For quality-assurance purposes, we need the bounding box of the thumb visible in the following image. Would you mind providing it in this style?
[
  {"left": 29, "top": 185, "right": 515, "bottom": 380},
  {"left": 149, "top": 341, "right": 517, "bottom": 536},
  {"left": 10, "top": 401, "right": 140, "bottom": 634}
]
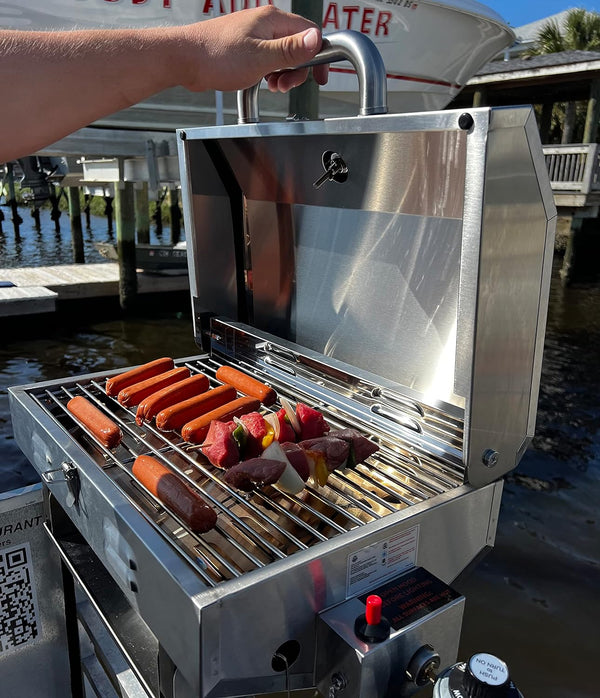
[{"left": 267, "top": 27, "right": 321, "bottom": 69}]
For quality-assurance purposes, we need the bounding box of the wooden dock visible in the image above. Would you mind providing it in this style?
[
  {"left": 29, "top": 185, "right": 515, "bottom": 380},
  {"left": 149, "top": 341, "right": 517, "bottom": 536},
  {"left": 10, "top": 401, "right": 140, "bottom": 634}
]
[{"left": 0, "top": 263, "right": 189, "bottom": 317}]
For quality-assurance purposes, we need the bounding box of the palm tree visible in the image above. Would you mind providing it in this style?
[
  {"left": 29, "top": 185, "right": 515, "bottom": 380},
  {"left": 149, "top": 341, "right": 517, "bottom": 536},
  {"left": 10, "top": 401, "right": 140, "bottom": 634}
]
[{"left": 528, "top": 9, "right": 600, "bottom": 143}]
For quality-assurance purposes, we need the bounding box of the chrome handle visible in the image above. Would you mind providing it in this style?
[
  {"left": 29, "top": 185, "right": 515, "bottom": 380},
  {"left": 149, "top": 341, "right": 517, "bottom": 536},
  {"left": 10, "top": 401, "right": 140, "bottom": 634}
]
[{"left": 237, "top": 30, "right": 388, "bottom": 123}]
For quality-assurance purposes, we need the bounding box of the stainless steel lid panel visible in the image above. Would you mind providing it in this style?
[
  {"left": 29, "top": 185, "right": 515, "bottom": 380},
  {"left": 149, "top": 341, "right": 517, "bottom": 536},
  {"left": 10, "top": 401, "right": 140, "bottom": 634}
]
[{"left": 178, "top": 107, "right": 556, "bottom": 487}]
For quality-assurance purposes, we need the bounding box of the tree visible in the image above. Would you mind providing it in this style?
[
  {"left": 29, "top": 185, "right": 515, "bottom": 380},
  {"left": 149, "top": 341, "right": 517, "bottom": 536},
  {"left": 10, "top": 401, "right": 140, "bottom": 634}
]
[
  {"left": 528, "top": 8, "right": 600, "bottom": 55},
  {"left": 528, "top": 9, "right": 600, "bottom": 143}
]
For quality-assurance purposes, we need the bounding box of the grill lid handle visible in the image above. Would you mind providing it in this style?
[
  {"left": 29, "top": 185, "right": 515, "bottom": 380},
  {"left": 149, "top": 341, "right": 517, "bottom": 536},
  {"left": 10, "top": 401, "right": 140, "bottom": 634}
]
[{"left": 237, "top": 30, "right": 388, "bottom": 123}]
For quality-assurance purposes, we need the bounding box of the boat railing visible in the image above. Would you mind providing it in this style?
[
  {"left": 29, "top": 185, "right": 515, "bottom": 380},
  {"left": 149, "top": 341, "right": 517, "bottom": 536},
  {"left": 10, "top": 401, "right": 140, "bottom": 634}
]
[{"left": 543, "top": 143, "right": 600, "bottom": 195}]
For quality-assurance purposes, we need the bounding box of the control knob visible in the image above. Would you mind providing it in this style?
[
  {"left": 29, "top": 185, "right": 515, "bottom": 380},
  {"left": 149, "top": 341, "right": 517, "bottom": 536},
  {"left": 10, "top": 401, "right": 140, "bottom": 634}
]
[{"left": 433, "top": 653, "right": 523, "bottom": 698}]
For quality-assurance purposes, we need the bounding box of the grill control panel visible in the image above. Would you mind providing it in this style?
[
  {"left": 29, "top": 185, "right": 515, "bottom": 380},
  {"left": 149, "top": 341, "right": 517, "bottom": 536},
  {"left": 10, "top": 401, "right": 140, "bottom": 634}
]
[{"left": 316, "top": 567, "right": 464, "bottom": 698}]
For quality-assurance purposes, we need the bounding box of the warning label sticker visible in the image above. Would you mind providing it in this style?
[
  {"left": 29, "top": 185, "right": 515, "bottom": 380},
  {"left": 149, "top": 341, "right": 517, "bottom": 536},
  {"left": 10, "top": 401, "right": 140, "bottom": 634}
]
[{"left": 346, "top": 525, "right": 419, "bottom": 597}]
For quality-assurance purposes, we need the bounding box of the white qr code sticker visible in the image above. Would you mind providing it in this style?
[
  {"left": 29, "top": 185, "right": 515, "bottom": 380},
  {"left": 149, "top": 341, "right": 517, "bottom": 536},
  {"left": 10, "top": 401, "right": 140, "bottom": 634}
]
[{"left": 0, "top": 542, "right": 40, "bottom": 653}]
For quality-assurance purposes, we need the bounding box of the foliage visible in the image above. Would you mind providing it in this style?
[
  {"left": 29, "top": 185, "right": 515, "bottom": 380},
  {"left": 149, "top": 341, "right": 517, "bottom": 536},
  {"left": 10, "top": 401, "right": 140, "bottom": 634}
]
[
  {"left": 527, "top": 8, "right": 600, "bottom": 143},
  {"left": 527, "top": 8, "right": 600, "bottom": 55}
]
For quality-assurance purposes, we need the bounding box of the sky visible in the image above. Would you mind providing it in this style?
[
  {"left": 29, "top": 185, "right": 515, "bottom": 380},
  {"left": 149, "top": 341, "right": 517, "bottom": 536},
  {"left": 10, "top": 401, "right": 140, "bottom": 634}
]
[{"left": 484, "top": 1, "right": 598, "bottom": 28}]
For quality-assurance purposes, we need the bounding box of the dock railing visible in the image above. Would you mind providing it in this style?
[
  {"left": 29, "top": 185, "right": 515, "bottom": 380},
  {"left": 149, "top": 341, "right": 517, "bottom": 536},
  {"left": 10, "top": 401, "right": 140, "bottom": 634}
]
[{"left": 543, "top": 143, "right": 600, "bottom": 195}]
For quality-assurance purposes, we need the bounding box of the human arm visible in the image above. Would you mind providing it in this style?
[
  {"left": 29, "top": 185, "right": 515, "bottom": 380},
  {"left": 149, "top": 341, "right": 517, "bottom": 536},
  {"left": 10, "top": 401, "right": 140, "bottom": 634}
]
[{"left": 0, "top": 6, "right": 327, "bottom": 163}]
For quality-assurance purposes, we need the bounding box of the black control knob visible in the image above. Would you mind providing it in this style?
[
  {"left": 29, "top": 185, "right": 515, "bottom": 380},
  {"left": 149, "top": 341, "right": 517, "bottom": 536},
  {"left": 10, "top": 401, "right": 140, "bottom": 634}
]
[{"left": 462, "top": 653, "right": 511, "bottom": 697}]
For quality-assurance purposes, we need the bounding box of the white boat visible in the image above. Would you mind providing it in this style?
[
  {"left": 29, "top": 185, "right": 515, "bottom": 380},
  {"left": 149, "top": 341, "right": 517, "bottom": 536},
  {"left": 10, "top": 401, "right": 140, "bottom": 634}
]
[
  {"left": 94, "top": 240, "right": 188, "bottom": 275},
  {"left": 0, "top": 1, "right": 514, "bottom": 121}
]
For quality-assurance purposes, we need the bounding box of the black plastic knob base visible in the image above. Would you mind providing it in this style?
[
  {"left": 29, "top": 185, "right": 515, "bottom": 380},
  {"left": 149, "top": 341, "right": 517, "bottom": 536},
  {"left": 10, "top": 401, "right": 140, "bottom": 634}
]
[{"left": 353, "top": 613, "right": 390, "bottom": 643}]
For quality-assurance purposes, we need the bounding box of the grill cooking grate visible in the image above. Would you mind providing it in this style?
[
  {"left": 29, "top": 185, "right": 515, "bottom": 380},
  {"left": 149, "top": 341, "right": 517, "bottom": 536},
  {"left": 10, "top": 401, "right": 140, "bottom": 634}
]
[{"left": 30, "top": 356, "right": 464, "bottom": 587}]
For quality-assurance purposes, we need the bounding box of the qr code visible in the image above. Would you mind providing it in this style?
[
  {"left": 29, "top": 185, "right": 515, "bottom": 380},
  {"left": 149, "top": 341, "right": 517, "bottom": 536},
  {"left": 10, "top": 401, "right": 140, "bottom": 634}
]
[{"left": 0, "top": 543, "right": 39, "bottom": 653}]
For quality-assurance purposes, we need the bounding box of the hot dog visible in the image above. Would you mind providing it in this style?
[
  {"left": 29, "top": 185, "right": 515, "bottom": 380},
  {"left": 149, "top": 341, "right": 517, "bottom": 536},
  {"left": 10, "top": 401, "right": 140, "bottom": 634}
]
[
  {"left": 67, "top": 396, "right": 122, "bottom": 449},
  {"left": 181, "top": 396, "right": 260, "bottom": 444},
  {"left": 106, "top": 357, "right": 174, "bottom": 397},
  {"left": 132, "top": 455, "right": 217, "bottom": 533},
  {"left": 135, "top": 373, "right": 210, "bottom": 426},
  {"left": 155, "top": 384, "right": 237, "bottom": 433},
  {"left": 117, "top": 367, "right": 190, "bottom": 407},
  {"left": 215, "top": 366, "right": 277, "bottom": 406}
]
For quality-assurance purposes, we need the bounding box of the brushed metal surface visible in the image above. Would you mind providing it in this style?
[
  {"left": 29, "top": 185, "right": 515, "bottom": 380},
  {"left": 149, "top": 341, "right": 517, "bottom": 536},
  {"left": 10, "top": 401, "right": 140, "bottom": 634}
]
[
  {"left": 237, "top": 30, "right": 388, "bottom": 123},
  {"left": 465, "top": 108, "right": 556, "bottom": 486},
  {"left": 179, "top": 106, "right": 555, "bottom": 485}
]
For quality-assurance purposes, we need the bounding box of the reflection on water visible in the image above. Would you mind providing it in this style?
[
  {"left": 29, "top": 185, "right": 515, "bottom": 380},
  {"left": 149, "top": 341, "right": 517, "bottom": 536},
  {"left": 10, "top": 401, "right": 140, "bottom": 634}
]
[
  {"left": 0, "top": 243, "right": 597, "bottom": 696},
  {"left": 0, "top": 206, "right": 173, "bottom": 268}
]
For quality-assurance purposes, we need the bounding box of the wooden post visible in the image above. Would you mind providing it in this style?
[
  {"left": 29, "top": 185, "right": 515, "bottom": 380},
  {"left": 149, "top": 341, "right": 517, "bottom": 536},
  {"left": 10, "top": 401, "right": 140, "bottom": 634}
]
[
  {"left": 83, "top": 194, "right": 92, "bottom": 230},
  {"left": 561, "top": 101, "right": 577, "bottom": 144},
  {"left": 104, "top": 194, "right": 114, "bottom": 235},
  {"left": 49, "top": 185, "right": 61, "bottom": 234},
  {"left": 115, "top": 181, "right": 138, "bottom": 311},
  {"left": 472, "top": 88, "right": 487, "bottom": 107},
  {"left": 6, "top": 162, "right": 22, "bottom": 236},
  {"left": 153, "top": 190, "right": 164, "bottom": 238},
  {"left": 169, "top": 186, "right": 181, "bottom": 246},
  {"left": 583, "top": 78, "right": 600, "bottom": 144},
  {"left": 539, "top": 102, "right": 554, "bottom": 143},
  {"left": 68, "top": 187, "right": 85, "bottom": 263},
  {"left": 135, "top": 182, "right": 150, "bottom": 244},
  {"left": 289, "top": 1, "right": 323, "bottom": 120},
  {"left": 31, "top": 207, "right": 41, "bottom": 231}
]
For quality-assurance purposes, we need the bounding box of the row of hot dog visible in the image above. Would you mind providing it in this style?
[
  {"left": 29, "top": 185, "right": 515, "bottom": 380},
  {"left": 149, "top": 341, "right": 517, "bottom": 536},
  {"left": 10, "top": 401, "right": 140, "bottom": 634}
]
[{"left": 65, "top": 357, "right": 378, "bottom": 534}]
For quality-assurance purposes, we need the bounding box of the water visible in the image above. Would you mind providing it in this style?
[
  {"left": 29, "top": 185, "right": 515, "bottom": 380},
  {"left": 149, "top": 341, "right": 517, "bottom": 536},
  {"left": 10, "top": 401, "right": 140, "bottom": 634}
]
[
  {"left": 0, "top": 212, "right": 598, "bottom": 698},
  {"left": 0, "top": 206, "right": 174, "bottom": 268}
]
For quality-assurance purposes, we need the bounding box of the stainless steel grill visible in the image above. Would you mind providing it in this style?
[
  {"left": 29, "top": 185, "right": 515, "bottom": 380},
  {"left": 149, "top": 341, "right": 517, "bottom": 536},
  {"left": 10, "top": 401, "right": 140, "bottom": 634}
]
[{"left": 9, "top": 31, "right": 556, "bottom": 698}]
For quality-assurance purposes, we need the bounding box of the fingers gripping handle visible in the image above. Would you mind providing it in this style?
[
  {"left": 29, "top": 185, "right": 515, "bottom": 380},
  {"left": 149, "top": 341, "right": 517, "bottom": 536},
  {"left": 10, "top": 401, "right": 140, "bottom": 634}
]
[{"left": 237, "top": 30, "right": 388, "bottom": 124}]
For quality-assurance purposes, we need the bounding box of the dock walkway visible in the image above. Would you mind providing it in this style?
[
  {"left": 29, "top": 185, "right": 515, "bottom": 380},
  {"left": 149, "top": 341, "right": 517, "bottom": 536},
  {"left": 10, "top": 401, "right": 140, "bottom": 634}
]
[{"left": 0, "top": 263, "right": 189, "bottom": 317}]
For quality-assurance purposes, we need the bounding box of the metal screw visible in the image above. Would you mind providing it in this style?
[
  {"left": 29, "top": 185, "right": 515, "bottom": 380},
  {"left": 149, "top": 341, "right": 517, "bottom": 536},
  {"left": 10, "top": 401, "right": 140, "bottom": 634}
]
[
  {"left": 179, "top": 130, "right": 187, "bottom": 140},
  {"left": 482, "top": 449, "right": 499, "bottom": 467},
  {"left": 458, "top": 113, "right": 474, "bottom": 131}
]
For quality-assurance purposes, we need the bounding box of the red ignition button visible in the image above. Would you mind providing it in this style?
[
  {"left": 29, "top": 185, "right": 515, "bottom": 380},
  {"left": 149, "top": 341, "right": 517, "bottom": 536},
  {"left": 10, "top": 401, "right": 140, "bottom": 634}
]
[
  {"left": 354, "top": 594, "right": 390, "bottom": 643},
  {"left": 366, "top": 595, "right": 382, "bottom": 625}
]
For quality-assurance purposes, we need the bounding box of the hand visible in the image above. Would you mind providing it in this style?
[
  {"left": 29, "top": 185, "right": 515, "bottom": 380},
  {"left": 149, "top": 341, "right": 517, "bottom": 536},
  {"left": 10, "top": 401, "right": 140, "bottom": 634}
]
[{"left": 178, "top": 6, "right": 328, "bottom": 93}]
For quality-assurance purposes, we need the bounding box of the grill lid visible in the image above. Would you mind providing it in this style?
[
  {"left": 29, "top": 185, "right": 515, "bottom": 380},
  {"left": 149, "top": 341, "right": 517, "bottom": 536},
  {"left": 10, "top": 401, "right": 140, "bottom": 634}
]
[{"left": 177, "top": 34, "right": 556, "bottom": 486}]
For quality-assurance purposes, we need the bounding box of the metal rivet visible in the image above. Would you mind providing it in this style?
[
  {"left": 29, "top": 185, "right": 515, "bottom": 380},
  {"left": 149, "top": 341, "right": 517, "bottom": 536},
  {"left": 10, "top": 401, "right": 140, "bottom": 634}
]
[
  {"left": 482, "top": 449, "right": 499, "bottom": 467},
  {"left": 458, "top": 113, "right": 474, "bottom": 131},
  {"left": 179, "top": 130, "right": 187, "bottom": 140}
]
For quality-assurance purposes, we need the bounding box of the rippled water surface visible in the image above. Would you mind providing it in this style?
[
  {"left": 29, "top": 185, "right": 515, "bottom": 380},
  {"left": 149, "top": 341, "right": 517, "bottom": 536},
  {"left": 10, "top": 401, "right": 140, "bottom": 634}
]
[
  {"left": 0, "top": 207, "right": 173, "bottom": 268},
  {"left": 0, "top": 214, "right": 598, "bottom": 698}
]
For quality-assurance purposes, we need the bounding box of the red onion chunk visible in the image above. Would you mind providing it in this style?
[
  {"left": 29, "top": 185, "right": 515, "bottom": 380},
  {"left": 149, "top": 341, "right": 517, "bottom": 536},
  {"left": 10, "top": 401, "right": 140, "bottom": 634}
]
[
  {"left": 276, "top": 408, "right": 297, "bottom": 443},
  {"left": 222, "top": 458, "right": 286, "bottom": 492}
]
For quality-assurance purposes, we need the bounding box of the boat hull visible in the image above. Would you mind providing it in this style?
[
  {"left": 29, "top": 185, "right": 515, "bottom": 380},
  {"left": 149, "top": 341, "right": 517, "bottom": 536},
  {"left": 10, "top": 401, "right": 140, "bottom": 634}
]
[
  {"left": 0, "top": 0, "right": 514, "bottom": 117},
  {"left": 95, "top": 242, "right": 188, "bottom": 275}
]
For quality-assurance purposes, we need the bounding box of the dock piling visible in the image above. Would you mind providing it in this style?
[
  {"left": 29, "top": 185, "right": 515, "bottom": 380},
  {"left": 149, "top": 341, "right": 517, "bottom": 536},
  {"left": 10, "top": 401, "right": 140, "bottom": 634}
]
[
  {"left": 7, "top": 163, "right": 22, "bottom": 236},
  {"left": 169, "top": 186, "right": 181, "bottom": 245},
  {"left": 68, "top": 187, "right": 85, "bottom": 264},
  {"left": 115, "top": 180, "right": 137, "bottom": 311},
  {"left": 135, "top": 182, "right": 150, "bottom": 244},
  {"left": 104, "top": 195, "right": 114, "bottom": 235},
  {"left": 49, "top": 185, "right": 61, "bottom": 234}
]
